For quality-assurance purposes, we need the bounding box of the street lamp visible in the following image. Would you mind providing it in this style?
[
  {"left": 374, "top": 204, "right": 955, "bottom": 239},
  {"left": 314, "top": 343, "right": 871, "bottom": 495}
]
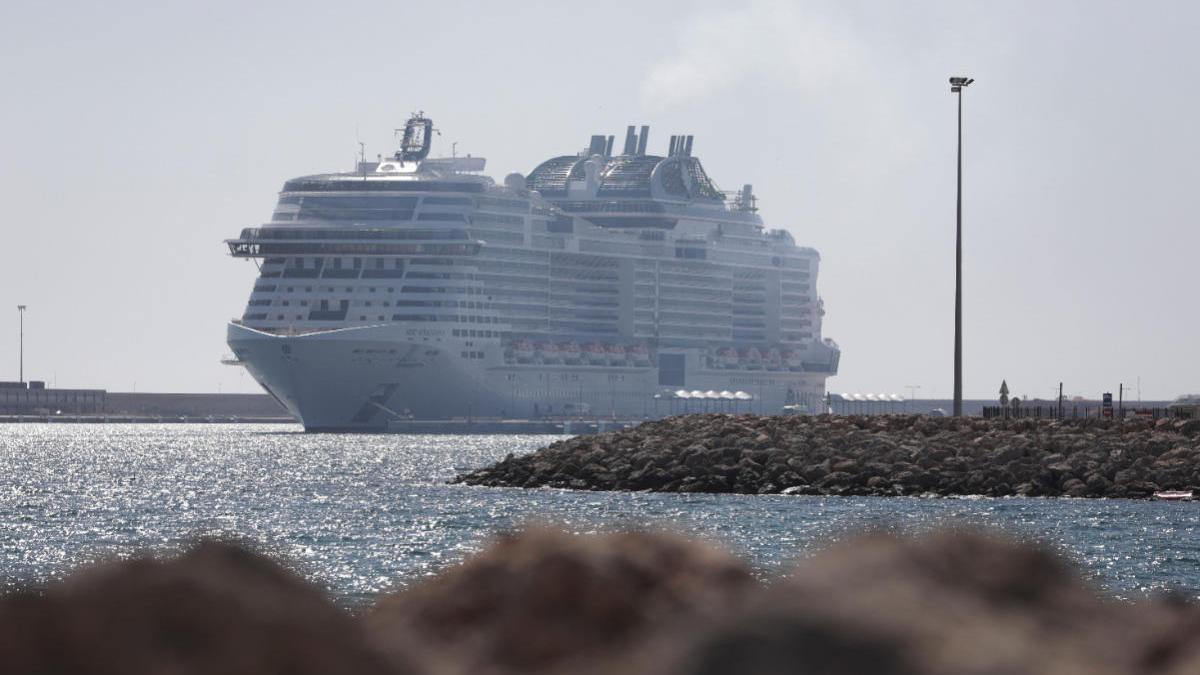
[
  {"left": 17, "top": 305, "right": 26, "bottom": 384},
  {"left": 949, "top": 76, "right": 974, "bottom": 417}
]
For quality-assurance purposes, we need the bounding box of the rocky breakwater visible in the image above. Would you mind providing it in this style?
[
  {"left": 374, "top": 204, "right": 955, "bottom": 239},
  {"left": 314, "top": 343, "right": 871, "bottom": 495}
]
[{"left": 455, "top": 414, "right": 1200, "bottom": 498}]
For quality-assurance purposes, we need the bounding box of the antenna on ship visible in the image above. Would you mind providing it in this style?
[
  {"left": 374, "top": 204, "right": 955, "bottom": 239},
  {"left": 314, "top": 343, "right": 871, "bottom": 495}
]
[
  {"left": 735, "top": 184, "right": 758, "bottom": 212},
  {"left": 350, "top": 121, "right": 364, "bottom": 172}
]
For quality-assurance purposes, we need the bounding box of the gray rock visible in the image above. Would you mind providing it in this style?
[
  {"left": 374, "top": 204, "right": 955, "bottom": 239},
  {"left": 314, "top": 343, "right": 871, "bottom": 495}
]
[{"left": 452, "top": 414, "right": 1200, "bottom": 499}]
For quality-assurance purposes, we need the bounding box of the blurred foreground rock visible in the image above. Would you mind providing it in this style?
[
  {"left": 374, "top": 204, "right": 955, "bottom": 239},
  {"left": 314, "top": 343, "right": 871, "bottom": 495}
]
[
  {"left": 0, "top": 541, "right": 400, "bottom": 675},
  {"left": 4, "top": 529, "right": 1200, "bottom": 674},
  {"left": 665, "top": 530, "right": 1200, "bottom": 675},
  {"left": 365, "top": 528, "right": 755, "bottom": 675},
  {"left": 456, "top": 414, "right": 1200, "bottom": 498}
]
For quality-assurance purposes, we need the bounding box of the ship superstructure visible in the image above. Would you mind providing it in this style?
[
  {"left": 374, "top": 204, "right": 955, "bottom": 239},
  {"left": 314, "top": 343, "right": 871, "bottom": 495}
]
[{"left": 226, "top": 116, "right": 839, "bottom": 431}]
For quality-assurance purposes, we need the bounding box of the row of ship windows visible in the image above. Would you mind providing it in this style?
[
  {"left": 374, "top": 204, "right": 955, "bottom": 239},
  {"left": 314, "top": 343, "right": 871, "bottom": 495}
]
[
  {"left": 279, "top": 195, "right": 475, "bottom": 207},
  {"left": 253, "top": 284, "right": 490, "bottom": 303},
  {"left": 258, "top": 263, "right": 811, "bottom": 294},
  {"left": 658, "top": 326, "right": 732, "bottom": 338},
  {"left": 569, "top": 241, "right": 809, "bottom": 269},
  {"left": 269, "top": 257, "right": 404, "bottom": 270},
  {"left": 475, "top": 229, "right": 524, "bottom": 245},
  {"left": 475, "top": 306, "right": 804, "bottom": 327},
  {"left": 532, "top": 235, "right": 566, "bottom": 250},
  {"left": 248, "top": 298, "right": 503, "bottom": 311},
  {"left": 272, "top": 209, "right": 529, "bottom": 229},
  {"left": 245, "top": 313, "right": 499, "bottom": 323},
  {"left": 266, "top": 209, "right": 811, "bottom": 272},
  {"left": 544, "top": 322, "right": 620, "bottom": 334},
  {"left": 478, "top": 197, "right": 530, "bottom": 211},
  {"left": 258, "top": 228, "right": 467, "bottom": 244},
  {"left": 484, "top": 248, "right": 556, "bottom": 262},
  {"left": 274, "top": 210, "right": 467, "bottom": 223},
  {"left": 244, "top": 242, "right": 481, "bottom": 258},
  {"left": 631, "top": 306, "right": 807, "bottom": 320},
  {"left": 481, "top": 258, "right": 797, "bottom": 279},
  {"left": 263, "top": 256, "right": 449, "bottom": 267},
  {"left": 477, "top": 213, "right": 528, "bottom": 227},
  {"left": 256, "top": 284, "right": 401, "bottom": 294},
  {"left": 264, "top": 282, "right": 487, "bottom": 295},
  {"left": 553, "top": 252, "right": 622, "bottom": 268}
]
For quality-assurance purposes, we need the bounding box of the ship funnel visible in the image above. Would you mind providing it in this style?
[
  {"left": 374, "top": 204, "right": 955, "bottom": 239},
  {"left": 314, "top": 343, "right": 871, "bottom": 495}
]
[
  {"left": 604, "top": 135, "right": 614, "bottom": 156},
  {"left": 588, "top": 135, "right": 607, "bottom": 156},
  {"left": 684, "top": 135, "right": 694, "bottom": 157},
  {"left": 668, "top": 135, "right": 678, "bottom": 156},
  {"left": 622, "top": 126, "right": 638, "bottom": 155},
  {"left": 636, "top": 125, "right": 649, "bottom": 155}
]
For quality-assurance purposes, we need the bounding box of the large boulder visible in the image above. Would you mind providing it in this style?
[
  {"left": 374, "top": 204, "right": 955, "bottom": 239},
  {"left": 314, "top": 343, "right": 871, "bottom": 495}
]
[
  {"left": 661, "top": 530, "right": 1200, "bottom": 675},
  {"left": 0, "top": 541, "right": 400, "bottom": 675},
  {"left": 365, "top": 528, "right": 755, "bottom": 675}
]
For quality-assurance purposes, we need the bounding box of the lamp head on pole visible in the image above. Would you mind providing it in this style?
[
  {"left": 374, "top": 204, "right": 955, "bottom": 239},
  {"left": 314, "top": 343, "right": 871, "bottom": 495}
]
[
  {"left": 17, "top": 305, "right": 26, "bottom": 311},
  {"left": 949, "top": 76, "right": 974, "bottom": 93}
]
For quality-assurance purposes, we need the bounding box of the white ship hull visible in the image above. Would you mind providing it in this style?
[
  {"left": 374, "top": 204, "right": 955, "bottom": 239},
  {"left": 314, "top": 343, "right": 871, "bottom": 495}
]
[
  {"left": 228, "top": 322, "right": 493, "bottom": 431},
  {"left": 230, "top": 321, "right": 833, "bottom": 431}
]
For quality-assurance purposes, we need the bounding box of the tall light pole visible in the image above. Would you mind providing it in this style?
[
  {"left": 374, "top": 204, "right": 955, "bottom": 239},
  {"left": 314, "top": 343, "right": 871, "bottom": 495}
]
[
  {"left": 905, "top": 384, "right": 921, "bottom": 414},
  {"left": 949, "top": 76, "right": 974, "bottom": 417},
  {"left": 17, "top": 305, "right": 26, "bottom": 384}
]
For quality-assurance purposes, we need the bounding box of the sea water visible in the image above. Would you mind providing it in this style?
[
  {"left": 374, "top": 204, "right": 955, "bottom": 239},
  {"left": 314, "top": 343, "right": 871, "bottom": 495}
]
[{"left": 2, "top": 423, "right": 1199, "bottom": 605}]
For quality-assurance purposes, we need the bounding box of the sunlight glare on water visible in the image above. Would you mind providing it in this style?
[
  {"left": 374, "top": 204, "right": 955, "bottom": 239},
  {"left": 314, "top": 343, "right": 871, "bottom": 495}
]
[{"left": 2, "top": 423, "right": 1199, "bottom": 604}]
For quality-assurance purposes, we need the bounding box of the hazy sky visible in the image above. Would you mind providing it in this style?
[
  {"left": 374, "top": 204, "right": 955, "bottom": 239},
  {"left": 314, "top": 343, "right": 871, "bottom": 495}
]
[{"left": 2, "top": 0, "right": 1197, "bottom": 400}]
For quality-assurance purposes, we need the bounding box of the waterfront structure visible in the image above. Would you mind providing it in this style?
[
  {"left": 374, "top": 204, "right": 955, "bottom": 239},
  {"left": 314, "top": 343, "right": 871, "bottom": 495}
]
[
  {"left": 17, "top": 305, "right": 26, "bottom": 384},
  {"left": 1168, "top": 395, "right": 1200, "bottom": 419},
  {"left": 226, "top": 116, "right": 840, "bottom": 430},
  {"left": 0, "top": 381, "right": 105, "bottom": 415}
]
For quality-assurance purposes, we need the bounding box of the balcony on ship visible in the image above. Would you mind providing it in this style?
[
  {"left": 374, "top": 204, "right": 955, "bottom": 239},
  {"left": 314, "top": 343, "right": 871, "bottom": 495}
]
[{"left": 226, "top": 227, "right": 484, "bottom": 259}]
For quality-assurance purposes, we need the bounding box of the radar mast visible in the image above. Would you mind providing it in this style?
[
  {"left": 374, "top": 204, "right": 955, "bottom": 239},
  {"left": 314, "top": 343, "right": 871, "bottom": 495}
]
[{"left": 395, "top": 112, "right": 435, "bottom": 163}]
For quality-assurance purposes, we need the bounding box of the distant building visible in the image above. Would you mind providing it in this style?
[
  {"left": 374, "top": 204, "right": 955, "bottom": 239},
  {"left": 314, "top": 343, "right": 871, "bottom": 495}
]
[
  {"left": 0, "top": 381, "right": 106, "bottom": 414},
  {"left": 1168, "top": 395, "right": 1200, "bottom": 419}
]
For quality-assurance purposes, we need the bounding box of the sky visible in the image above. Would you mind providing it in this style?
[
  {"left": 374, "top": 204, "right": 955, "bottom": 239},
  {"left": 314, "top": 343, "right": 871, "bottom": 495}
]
[{"left": 1, "top": 0, "right": 1197, "bottom": 401}]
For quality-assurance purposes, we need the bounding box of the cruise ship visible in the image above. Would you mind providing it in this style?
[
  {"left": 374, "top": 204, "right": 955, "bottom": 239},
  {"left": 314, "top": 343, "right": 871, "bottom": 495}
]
[{"left": 226, "top": 115, "right": 840, "bottom": 431}]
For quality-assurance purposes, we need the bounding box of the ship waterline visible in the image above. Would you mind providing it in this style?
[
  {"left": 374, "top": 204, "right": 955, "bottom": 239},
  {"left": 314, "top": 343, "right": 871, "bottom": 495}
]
[{"left": 226, "top": 115, "right": 839, "bottom": 430}]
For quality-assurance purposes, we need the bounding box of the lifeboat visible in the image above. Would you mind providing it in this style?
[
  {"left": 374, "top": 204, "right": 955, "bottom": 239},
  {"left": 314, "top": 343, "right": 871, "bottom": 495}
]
[
  {"left": 1153, "top": 490, "right": 1195, "bottom": 501},
  {"left": 764, "top": 348, "right": 783, "bottom": 371},
  {"left": 605, "top": 343, "right": 627, "bottom": 365},
  {"left": 511, "top": 339, "right": 535, "bottom": 363},
  {"left": 716, "top": 347, "right": 739, "bottom": 369},
  {"left": 628, "top": 344, "right": 651, "bottom": 366},
  {"left": 559, "top": 341, "right": 582, "bottom": 364},
  {"left": 782, "top": 350, "right": 804, "bottom": 371},
  {"left": 741, "top": 347, "right": 764, "bottom": 370},
  {"left": 535, "top": 341, "right": 561, "bottom": 363},
  {"left": 584, "top": 342, "right": 607, "bottom": 365}
]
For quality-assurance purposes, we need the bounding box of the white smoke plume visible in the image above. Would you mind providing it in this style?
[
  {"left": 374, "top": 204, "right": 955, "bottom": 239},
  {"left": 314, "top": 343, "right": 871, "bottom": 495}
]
[{"left": 640, "top": 0, "right": 867, "bottom": 110}]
